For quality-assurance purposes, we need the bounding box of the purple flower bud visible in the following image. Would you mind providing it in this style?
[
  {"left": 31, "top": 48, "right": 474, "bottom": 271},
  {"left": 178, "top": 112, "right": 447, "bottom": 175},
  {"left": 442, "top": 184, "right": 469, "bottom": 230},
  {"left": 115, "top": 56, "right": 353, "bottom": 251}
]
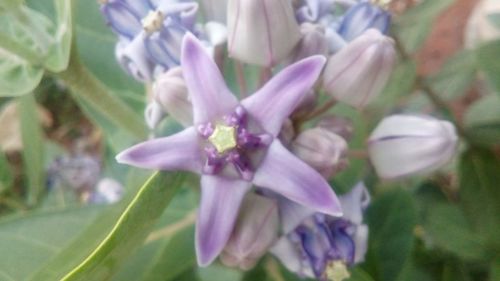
[
  {"left": 220, "top": 193, "right": 279, "bottom": 270},
  {"left": 115, "top": 37, "right": 155, "bottom": 82},
  {"left": 289, "top": 23, "right": 329, "bottom": 62},
  {"left": 227, "top": 0, "right": 301, "bottom": 66},
  {"left": 292, "top": 128, "right": 348, "bottom": 179},
  {"left": 322, "top": 29, "right": 396, "bottom": 108},
  {"left": 271, "top": 183, "right": 370, "bottom": 280},
  {"left": 317, "top": 115, "right": 354, "bottom": 140},
  {"left": 338, "top": 1, "right": 391, "bottom": 41},
  {"left": 368, "top": 115, "right": 458, "bottom": 179},
  {"left": 153, "top": 67, "right": 193, "bottom": 127}
]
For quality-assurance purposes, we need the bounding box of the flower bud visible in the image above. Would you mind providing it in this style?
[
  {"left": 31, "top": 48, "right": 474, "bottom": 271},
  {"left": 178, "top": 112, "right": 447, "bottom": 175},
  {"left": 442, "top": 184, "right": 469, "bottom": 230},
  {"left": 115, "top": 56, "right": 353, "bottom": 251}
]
[
  {"left": 115, "top": 37, "right": 155, "bottom": 82},
  {"left": 153, "top": 67, "right": 193, "bottom": 127},
  {"left": 289, "top": 23, "right": 329, "bottom": 62},
  {"left": 144, "top": 101, "right": 166, "bottom": 130},
  {"left": 368, "top": 115, "right": 458, "bottom": 179},
  {"left": 220, "top": 193, "right": 279, "bottom": 270},
  {"left": 322, "top": 29, "right": 396, "bottom": 108},
  {"left": 338, "top": 2, "right": 391, "bottom": 41},
  {"left": 317, "top": 115, "right": 354, "bottom": 140},
  {"left": 292, "top": 128, "right": 348, "bottom": 179},
  {"left": 227, "top": 0, "right": 301, "bottom": 66}
]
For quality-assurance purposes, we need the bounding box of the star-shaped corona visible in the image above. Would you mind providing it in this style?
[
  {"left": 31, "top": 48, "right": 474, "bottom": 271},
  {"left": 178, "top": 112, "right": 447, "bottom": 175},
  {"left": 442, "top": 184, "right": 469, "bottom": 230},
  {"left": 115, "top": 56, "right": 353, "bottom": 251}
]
[{"left": 209, "top": 124, "right": 237, "bottom": 154}]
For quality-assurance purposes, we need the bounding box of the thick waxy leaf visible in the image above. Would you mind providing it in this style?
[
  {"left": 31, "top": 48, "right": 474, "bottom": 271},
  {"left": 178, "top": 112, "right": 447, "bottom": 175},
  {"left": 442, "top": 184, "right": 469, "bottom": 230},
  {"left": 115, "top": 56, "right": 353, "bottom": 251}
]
[
  {"left": 459, "top": 148, "right": 500, "bottom": 250},
  {"left": 0, "top": 48, "right": 44, "bottom": 97},
  {"left": 476, "top": 39, "right": 500, "bottom": 95},
  {"left": 18, "top": 94, "right": 45, "bottom": 206},
  {"left": 43, "top": 0, "right": 73, "bottom": 72},
  {"left": 464, "top": 95, "right": 500, "bottom": 146},
  {"left": 425, "top": 204, "right": 488, "bottom": 261},
  {"left": 0, "top": 207, "right": 102, "bottom": 281},
  {"left": 30, "top": 171, "right": 186, "bottom": 281},
  {"left": 364, "top": 189, "right": 417, "bottom": 281}
]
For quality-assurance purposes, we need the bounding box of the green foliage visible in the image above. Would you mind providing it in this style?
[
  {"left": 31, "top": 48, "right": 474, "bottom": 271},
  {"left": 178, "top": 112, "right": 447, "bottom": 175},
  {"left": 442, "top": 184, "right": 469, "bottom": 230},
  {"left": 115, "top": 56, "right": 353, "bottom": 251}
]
[
  {"left": 364, "top": 189, "right": 417, "bottom": 281},
  {"left": 30, "top": 171, "right": 186, "bottom": 281},
  {"left": 465, "top": 94, "right": 500, "bottom": 146},
  {"left": 0, "top": 152, "right": 13, "bottom": 194},
  {"left": 476, "top": 39, "right": 500, "bottom": 95}
]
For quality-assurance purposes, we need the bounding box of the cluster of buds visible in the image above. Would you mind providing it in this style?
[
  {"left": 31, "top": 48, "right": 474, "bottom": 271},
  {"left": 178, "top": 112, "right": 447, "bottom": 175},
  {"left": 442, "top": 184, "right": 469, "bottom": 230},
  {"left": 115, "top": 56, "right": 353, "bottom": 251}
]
[{"left": 104, "top": 0, "right": 460, "bottom": 280}]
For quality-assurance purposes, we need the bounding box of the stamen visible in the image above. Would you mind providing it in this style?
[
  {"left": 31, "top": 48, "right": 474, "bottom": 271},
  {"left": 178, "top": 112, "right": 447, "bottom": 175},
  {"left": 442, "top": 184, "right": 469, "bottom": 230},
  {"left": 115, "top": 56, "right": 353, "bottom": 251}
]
[
  {"left": 324, "top": 261, "right": 350, "bottom": 281},
  {"left": 142, "top": 10, "right": 164, "bottom": 34},
  {"left": 209, "top": 124, "right": 238, "bottom": 154}
]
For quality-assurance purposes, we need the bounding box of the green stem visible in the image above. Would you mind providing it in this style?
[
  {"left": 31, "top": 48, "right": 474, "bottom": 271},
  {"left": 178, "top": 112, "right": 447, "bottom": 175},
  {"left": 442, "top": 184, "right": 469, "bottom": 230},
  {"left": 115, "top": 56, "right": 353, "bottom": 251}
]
[{"left": 57, "top": 45, "right": 147, "bottom": 139}]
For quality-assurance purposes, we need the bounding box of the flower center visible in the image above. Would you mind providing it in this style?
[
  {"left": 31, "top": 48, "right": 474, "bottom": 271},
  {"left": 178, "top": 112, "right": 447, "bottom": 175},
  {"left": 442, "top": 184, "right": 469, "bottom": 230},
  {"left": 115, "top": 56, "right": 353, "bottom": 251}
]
[
  {"left": 142, "top": 10, "right": 164, "bottom": 34},
  {"left": 324, "top": 261, "right": 350, "bottom": 281},
  {"left": 208, "top": 124, "right": 237, "bottom": 154}
]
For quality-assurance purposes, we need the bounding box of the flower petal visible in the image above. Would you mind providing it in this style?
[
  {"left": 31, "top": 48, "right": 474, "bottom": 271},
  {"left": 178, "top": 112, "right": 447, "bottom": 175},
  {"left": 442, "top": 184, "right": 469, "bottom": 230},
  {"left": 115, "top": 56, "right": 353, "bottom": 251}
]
[
  {"left": 241, "top": 56, "right": 326, "bottom": 136},
  {"left": 196, "top": 175, "right": 251, "bottom": 266},
  {"left": 101, "top": 1, "right": 142, "bottom": 39},
  {"left": 253, "top": 140, "right": 342, "bottom": 216},
  {"left": 181, "top": 33, "right": 238, "bottom": 124},
  {"left": 338, "top": 182, "right": 370, "bottom": 225},
  {"left": 116, "top": 127, "right": 202, "bottom": 173}
]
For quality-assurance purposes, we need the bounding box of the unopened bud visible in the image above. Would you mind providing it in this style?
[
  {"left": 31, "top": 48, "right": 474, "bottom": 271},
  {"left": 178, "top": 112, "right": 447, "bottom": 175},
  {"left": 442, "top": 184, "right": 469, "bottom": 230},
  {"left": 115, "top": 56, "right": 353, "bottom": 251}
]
[
  {"left": 338, "top": 1, "right": 391, "bottom": 41},
  {"left": 227, "top": 0, "right": 301, "bottom": 66},
  {"left": 289, "top": 23, "right": 329, "bottom": 62},
  {"left": 144, "top": 101, "right": 166, "bottom": 130},
  {"left": 220, "top": 193, "right": 279, "bottom": 270},
  {"left": 368, "top": 115, "right": 458, "bottom": 179},
  {"left": 115, "top": 38, "right": 154, "bottom": 82},
  {"left": 292, "top": 128, "right": 348, "bottom": 179},
  {"left": 317, "top": 115, "right": 354, "bottom": 140},
  {"left": 322, "top": 29, "right": 396, "bottom": 108},
  {"left": 153, "top": 67, "right": 193, "bottom": 127}
]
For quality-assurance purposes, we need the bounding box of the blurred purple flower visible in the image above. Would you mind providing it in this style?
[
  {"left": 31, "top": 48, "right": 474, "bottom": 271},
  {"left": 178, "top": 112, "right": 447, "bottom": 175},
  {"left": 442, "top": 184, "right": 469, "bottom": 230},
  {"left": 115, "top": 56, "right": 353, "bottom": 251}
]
[
  {"left": 116, "top": 34, "right": 342, "bottom": 266},
  {"left": 271, "top": 183, "right": 370, "bottom": 281}
]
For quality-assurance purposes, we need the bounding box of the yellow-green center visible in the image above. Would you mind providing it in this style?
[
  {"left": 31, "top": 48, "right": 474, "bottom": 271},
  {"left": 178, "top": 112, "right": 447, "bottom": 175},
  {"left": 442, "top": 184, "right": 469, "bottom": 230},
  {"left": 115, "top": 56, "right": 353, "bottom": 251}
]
[
  {"left": 142, "top": 10, "right": 164, "bottom": 34},
  {"left": 209, "top": 124, "right": 237, "bottom": 154},
  {"left": 324, "top": 261, "right": 350, "bottom": 281}
]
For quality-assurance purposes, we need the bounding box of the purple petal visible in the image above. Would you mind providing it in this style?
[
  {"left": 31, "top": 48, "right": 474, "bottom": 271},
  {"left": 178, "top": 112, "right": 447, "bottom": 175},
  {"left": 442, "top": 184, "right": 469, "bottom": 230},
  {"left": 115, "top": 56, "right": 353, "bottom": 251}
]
[
  {"left": 116, "top": 127, "right": 202, "bottom": 173},
  {"left": 101, "top": 1, "right": 142, "bottom": 39},
  {"left": 241, "top": 56, "right": 326, "bottom": 136},
  {"left": 181, "top": 33, "right": 238, "bottom": 124},
  {"left": 196, "top": 175, "right": 251, "bottom": 266},
  {"left": 253, "top": 140, "right": 342, "bottom": 216}
]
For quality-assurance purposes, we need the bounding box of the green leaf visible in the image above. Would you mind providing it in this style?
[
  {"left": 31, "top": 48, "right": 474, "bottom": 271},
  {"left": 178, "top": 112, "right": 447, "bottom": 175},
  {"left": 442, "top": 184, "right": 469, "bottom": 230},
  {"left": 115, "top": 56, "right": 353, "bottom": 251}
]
[
  {"left": 0, "top": 207, "right": 102, "bottom": 281},
  {"left": 424, "top": 204, "right": 488, "bottom": 261},
  {"left": 30, "top": 171, "right": 186, "bottom": 281},
  {"left": 427, "top": 49, "right": 477, "bottom": 100},
  {"left": 491, "top": 257, "right": 500, "bottom": 281},
  {"left": 476, "top": 39, "right": 500, "bottom": 94},
  {"left": 364, "top": 189, "right": 418, "bottom": 281},
  {"left": 394, "top": 0, "right": 454, "bottom": 53},
  {"left": 43, "top": 0, "right": 73, "bottom": 72},
  {"left": 464, "top": 95, "right": 500, "bottom": 146},
  {"left": 373, "top": 60, "right": 417, "bottom": 111},
  {"left": 18, "top": 94, "right": 45, "bottom": 206},
  {"left": 0, "top": 152, "right": 13, "bottom": 194},
  {"left": 459, "top": 148, "right": 500, "bottom": 250},
  {"left": 0, "top": 0, "right": 22, "bottom": 13},
  {"left": 198, "top": 263, "right": 243, "bottom": 281},
  {"left": 347, "top": 267, "right": 375, "bottom": 281},
  {"left": 0, "top": 48, "right": 44, "bottom": 97}
]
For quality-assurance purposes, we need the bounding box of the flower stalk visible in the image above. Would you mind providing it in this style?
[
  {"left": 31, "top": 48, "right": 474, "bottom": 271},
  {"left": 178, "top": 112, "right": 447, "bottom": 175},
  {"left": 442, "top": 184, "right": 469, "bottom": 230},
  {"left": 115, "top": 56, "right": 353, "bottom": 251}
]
[{"left": 56, "top": 42, "right": 147, "bottom": 139}]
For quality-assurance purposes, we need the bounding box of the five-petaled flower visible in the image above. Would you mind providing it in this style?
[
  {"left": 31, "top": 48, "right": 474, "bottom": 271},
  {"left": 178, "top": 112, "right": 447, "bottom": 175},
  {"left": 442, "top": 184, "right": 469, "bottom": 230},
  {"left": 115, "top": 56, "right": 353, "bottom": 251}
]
[{"left": 116, "top": 33, "right": 342, "bottom": 266}]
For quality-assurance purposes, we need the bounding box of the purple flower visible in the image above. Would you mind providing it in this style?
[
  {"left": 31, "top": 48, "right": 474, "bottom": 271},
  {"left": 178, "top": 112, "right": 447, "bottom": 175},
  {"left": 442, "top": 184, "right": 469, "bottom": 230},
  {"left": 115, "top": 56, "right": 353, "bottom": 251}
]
[
  {"left": 116, "top": 34, "right": 342, "bottom": 266},
  {"left": 271, "top": 183, "right": 370, "bottom": 280},
  {"left": 338, "top": 1, "right": 391, "bottom": 41}
]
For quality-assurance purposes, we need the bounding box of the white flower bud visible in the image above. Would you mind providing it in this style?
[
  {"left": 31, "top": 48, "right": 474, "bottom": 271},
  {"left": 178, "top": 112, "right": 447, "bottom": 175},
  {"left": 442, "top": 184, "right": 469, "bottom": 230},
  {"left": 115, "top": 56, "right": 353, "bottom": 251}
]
[
  {"left": 153, "top": 67, "right": 193, "bottom": 127},
  {"left": 322, "top": 29, "right": 396, "bottom": 108},
  {"left": 144, "top": 101, "right": 165, "bottom": 130},
  {"left": 227, "top": 0, "right": 301, "bottom": 66},
  {"left": 368, "top": 115, "right": 458, "bottom": 179},
  {"left": 220, "top": 193, "right": 279, "bottom": 270},
  {"left": 292, "top": 128, "right": 348, "bottom": 179},
  {"left": 289, "top": 23, "right": 329, "bottom": 62}
]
